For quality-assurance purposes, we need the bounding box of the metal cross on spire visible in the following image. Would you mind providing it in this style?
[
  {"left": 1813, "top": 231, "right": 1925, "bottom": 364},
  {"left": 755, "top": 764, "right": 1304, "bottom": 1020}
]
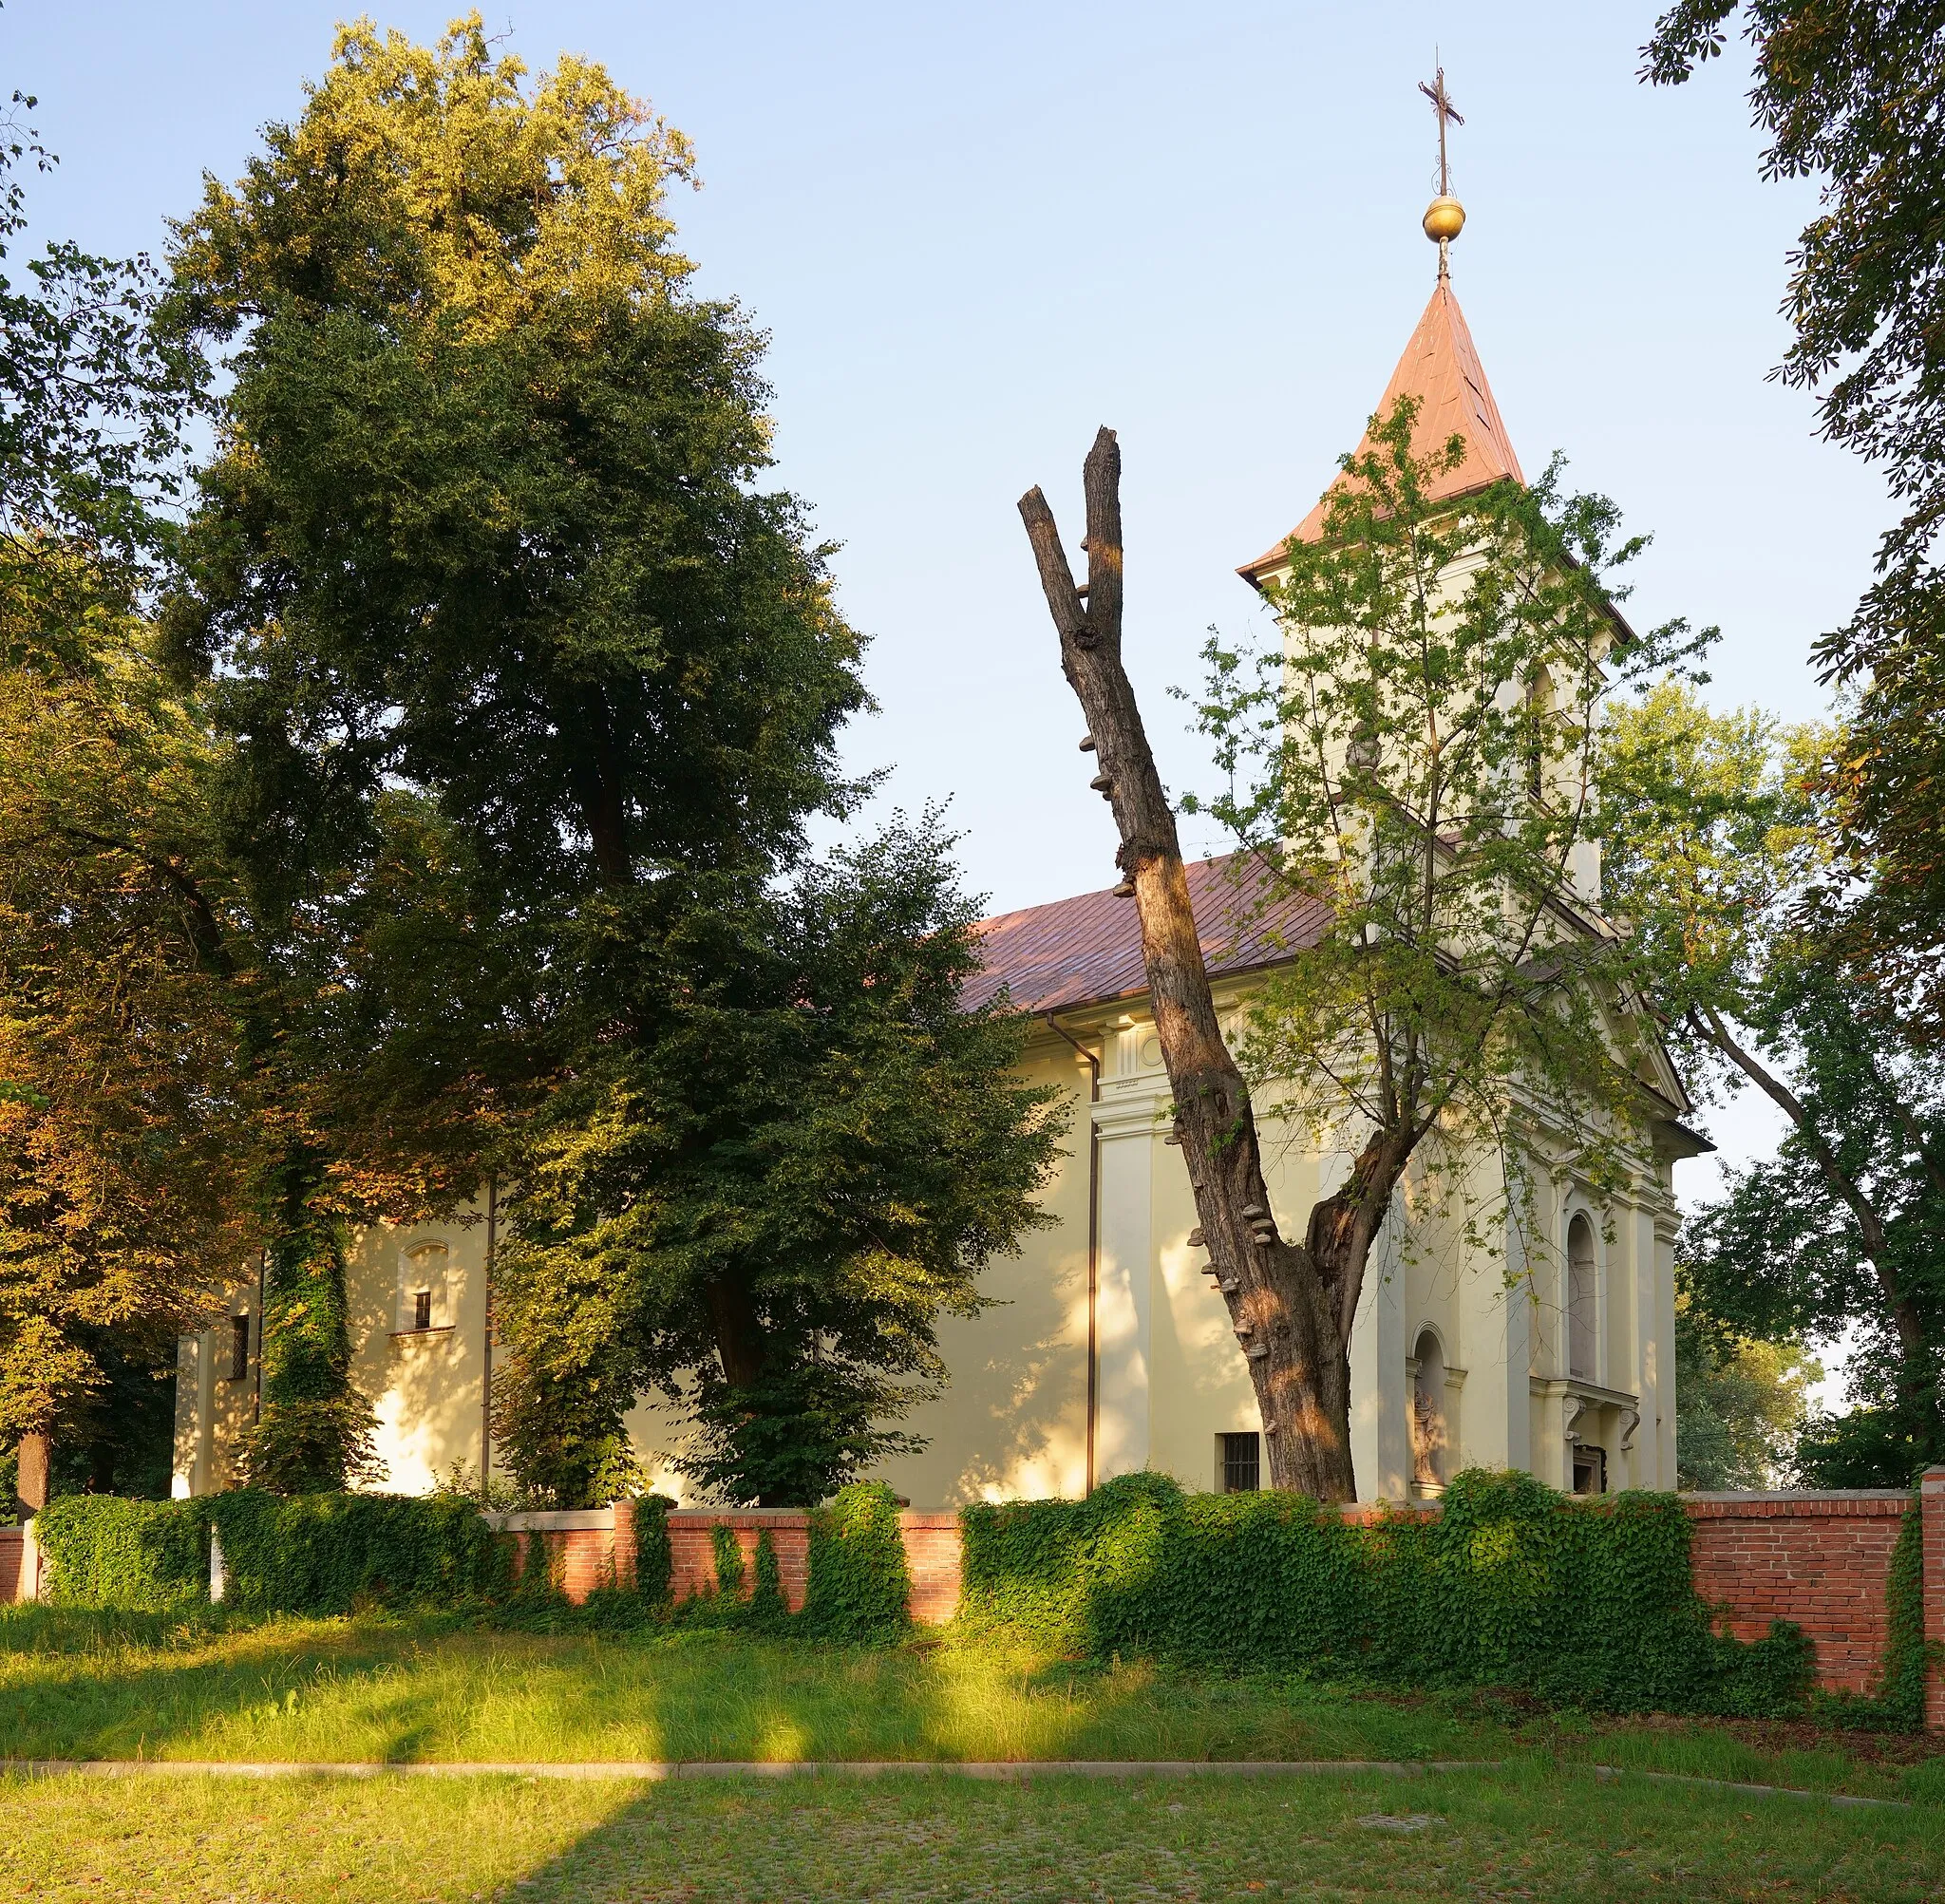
[
  {"left": 1418, "top": 63, "right": 1463, "bottom": 198},
  {"left": 1416, "top": 62, "right": 1467, "bottom": 279}
]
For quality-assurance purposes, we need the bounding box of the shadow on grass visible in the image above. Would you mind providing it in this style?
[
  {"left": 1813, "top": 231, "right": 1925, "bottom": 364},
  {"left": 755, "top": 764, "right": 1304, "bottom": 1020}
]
[
  {"left": 427, "top": 1766, "right": 1945, "bottom": 1904},
  {"left": 0, "top": 1610, "right": 1507, "bottom": 1767},
  {"left": 3, "top": 1608, "right": 1942, "bottom": 1806}
]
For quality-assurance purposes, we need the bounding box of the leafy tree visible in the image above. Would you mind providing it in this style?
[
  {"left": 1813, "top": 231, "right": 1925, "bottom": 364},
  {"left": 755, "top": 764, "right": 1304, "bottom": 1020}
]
[
  {"left": 1177, "top": 404, "right": 1703, "bottom": 1493},
  {"left": 491, "top": 815, "right": 1061, "bottom": 1507},
  {"left": 0, "top": 579, "right": 254, "bottom": 1515},
  {"left": 1674, "top": 984, "right": 1945, "bottom": 1481},
  {"left": 1673, "top": 1297, "right": 1821, "bottom": 1489},
  {"left": 1603, "top": 682, "right": 1945, "bottom": 1480},
  {"left": 1643, "top": 2, "right": 1945, "bottom": 1030},
  {"left": 161, "top": 19, "right": 1056, "bottom": 1505},
  {"left": 0, "top": 87, "right": 236, "bottom": 1516}
]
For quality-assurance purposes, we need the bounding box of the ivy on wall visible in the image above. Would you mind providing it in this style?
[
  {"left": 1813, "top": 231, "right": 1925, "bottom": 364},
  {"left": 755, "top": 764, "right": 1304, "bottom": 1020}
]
[
  {"left": 1873, "top": 1493, "right": 1930, "bottom": 1729},
  {"left": 960, "top": 1470, "right": 1817, "bottom": 1718},
  {"left": 799, "top": 1483, "right": 911, "bottom": 1643},
  {"left": 632, "top": 1495, "right": 673, "bottom": 1607},
  {"left": 709, "top": 1522, "right": 745, "bottom": 1600},
  {"left": 34, "top": 1496, "right": 209, "bottom": 1611},
  {"left": 207, "top": 1492, "right": 505, "bottom": 1614},
  {"left": 27, "top": 1482, "right": 910, "bottom": 1640}
]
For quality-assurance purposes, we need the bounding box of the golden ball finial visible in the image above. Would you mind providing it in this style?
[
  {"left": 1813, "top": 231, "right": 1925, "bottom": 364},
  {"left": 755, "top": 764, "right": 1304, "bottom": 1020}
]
[{"left": 1423, "top": 195, "right": 1465, "bottom": 243}]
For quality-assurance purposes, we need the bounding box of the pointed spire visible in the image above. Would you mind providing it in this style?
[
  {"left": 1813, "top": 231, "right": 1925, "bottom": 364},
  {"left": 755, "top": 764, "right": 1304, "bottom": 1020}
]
[{"left": 1238, "top": 280, "right": 1524, "bottom": 582}]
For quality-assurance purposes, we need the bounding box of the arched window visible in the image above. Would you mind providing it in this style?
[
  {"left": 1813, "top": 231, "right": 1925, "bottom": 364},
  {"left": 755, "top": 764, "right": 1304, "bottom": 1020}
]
[
  {"left": 1567, "top": 1215, "right": 1596, "bottom": 1382},
  {"left": 1411, "top": 1329, "right": 1447, "bottom": 1490},
  {"left": 399, "top": 1240, "right": 449, "bottom": 1333}
]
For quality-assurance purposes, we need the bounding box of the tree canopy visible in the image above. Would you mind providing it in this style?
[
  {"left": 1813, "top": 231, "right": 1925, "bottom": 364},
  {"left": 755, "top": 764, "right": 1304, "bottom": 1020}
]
[
  {"left": 0, "top": 87, "right": 238, "bottom": 1513},
  {"left": 1603, "top": 682, "right": 1945, "bottom": 1480},
  {"left": 491, "top": 814, "right": 1062, "bottom": 1507},
  {"left": 1644, "top": 0, "right": 1945, "bottom": 1030},
  {"left": 159, "top": 17, "right": 1057, "bottom": 1506},
  {"left": 1673, "top": 1296, "right": 1822, "bottom": 1489}
]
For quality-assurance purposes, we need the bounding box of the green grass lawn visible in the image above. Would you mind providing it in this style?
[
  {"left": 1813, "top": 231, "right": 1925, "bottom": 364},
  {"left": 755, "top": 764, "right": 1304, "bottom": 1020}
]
[
  {"left": 3, "top": 1604, "right": 1945, "bottom": 1806},
  {"left": 7, "top": 1765, "right": 1945, "bottom": 1902},
  {"left": 7, "top": 1609, "right": 1945, "bottom": 1898}
]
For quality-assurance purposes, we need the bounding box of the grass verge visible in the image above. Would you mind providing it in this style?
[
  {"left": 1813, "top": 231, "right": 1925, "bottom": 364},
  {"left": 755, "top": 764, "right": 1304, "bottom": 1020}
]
[
  {"left": 2, "top": 1606, "right": 1943, "bottom": 1805},
  {"left": 7, "top": 1763, "right": 1945, "bottom": 1902}
]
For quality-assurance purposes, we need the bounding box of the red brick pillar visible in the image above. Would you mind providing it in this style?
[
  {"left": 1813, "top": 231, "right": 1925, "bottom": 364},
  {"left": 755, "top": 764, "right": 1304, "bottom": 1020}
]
[
  {"left": 612, "top": 1498, "right": 636, "bottom": 1592},
  {"left": 1922, "top": 1467, "right": 1945, "bottom": 1730}
]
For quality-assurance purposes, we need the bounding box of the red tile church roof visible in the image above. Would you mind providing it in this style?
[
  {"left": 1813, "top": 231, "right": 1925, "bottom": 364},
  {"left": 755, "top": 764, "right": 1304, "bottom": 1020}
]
[{"left": 964, "top": 854, "right": 1329, "bottom": 1016}]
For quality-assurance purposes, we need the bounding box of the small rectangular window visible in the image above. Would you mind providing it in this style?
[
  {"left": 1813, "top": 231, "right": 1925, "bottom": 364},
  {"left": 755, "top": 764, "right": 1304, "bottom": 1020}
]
[
  {"left": 1220, "top": 1431, "right": 1260, "bottom": 1494},
  {"left": 229, "top": 1313, "right": 250, "bottom": 1383},
  {"left": 413, "top": 1289, "right": 432, "bottom": 1332}
]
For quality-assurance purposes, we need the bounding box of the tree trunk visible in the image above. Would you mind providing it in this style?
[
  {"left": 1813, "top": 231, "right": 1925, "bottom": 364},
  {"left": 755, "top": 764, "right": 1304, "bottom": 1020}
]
[
  {"left": 1018, "top": 428, "right": 1357, "bottom": 1499},
  {"left": 14, "top": 1429, "right": 50, "bottom": 1519},
  {"left": 1692, "top": 1006, "right": 1934, "bottom": 1380},
  {"left": 706, "top": 1276, "right": 769, "bottom": 1390}
]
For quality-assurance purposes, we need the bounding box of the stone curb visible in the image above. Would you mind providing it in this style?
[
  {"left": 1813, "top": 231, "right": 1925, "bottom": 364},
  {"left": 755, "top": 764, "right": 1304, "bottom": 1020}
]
[
  {"left": 0, "top": 1759, "right": 1487, "bottom": 1781},
  {"left": 0, "top": 1759, "right": 1914, "bottom": 1806},
  {"left": 1594, "top": 1766, "right": 1911, "bottom": 1810}
]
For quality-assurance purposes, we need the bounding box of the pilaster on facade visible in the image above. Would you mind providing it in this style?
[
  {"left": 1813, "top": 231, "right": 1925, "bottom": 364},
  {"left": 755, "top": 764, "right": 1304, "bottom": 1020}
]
[
  {"left": 171, "top": 1329, "right": 216, "bottom": 1500},
  {"left": 1491, "top": 1205, "right": 1535, "bottom": 1477},
  {"left": 1652, "top": 1209, "right": 1681, "bottom": 1488},
  {"left": 1090, "top": 1064, "right": 1167, "bottom": 1483},
  {"left": 1347, "top": 1197, "right": 1409, "bottom": 1499}
]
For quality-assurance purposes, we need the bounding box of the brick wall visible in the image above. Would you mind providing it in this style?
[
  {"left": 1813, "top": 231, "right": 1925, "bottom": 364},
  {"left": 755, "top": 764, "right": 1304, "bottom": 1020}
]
[
  {"left": 1923, "top": 1470, "right": 1945, "bottom": 1729},
  {"left": 668, "top": 1511, "right": 812, "bottom": 1611},
  {"left": 1684, "top": 1490, "right": 1910, "bottom": 1695},
  {"left": 454, "top": 1483, "right": 1945, "bottom": 1722},
  {"left": 487, "top": 1508, "right": 623, "bottom": 1604},
  {"left": 486, "top": 1506, "right": 963, "bottom": 1625},
  {"left": 896, "top": 1515, "right": 963, "bottom": 1625},
  {"left": 664, "top": 1510, "right": 961, "bottom": 1621},
  {"left": 0, "top": 1526, "right": 20, "bottom": 1603}
]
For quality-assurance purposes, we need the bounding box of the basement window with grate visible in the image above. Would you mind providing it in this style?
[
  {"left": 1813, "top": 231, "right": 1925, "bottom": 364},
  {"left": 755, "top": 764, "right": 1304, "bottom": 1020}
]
[{"left": 1219, "top": 1431, "right": 1261, "bottom": 1493}]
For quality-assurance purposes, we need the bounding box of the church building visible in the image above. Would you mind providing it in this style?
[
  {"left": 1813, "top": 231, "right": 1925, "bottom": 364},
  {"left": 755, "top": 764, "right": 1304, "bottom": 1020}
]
[{"left": 173, "top": 199, "right": 1700, "bottom": 1511}]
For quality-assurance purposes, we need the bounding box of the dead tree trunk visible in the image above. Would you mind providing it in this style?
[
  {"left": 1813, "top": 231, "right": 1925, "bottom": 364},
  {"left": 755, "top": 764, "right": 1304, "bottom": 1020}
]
[{"left": 1018, "top": 428, "right": 1356, "bottom": 1499}]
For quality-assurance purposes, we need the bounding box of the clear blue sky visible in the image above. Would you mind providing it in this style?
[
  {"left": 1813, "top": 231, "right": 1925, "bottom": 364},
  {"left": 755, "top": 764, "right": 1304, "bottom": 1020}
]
[
  {"left": 10, "top": 5, "right": 1869, "bottom": 1271},
  {"left": 10, "top": 2, "right": 1875, "bottom": 903}
]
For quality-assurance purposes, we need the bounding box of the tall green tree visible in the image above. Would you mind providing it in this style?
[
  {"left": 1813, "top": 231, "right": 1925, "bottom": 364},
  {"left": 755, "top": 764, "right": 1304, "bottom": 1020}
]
[
  {"left": 491, "top": 814, "right": 1061, "bottom": 1507},
  {"left": 161, "top": 19, "right": 1056, "bottom": 1505},
  {"left": 0, "top": 585, "right": 253, "bottom": 1515},
  {"left": 1644, "top": 2, "right": 1945, "bottom": 1030},
  {"left": 1189, "top": 410, "right": 1707, "bottom": 1496},
  {"left": 1602, "top": 682, "right": 1945, "bottom": 1480},
  {"left": 0, "top": 86, "right": 238, "bottom": 1516}
]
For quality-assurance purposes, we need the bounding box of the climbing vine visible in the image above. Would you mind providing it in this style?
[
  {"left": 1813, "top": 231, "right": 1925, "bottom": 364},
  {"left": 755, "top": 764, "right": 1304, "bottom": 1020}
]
[
  {"left": 632, "top": 1495, "right": 673, "bottom": 1607},
  {"left": 35, "top": 1497, "right": 208, "bottom": 1611},
  {"left": 960, "top": 1470, "right": 1815, "bottom": 1717},
  {"left": 236, "top": 1157, "right": 381, "bottom": 1495},
  {"left": 207, "top": 1490, "right": 504, "bottom": 1613},
  {"left": 1870, "top": 1494, "right": 1930, "bottom": 1728},
  {"left": 799, "top": 1483, "right": 912, "bottom": 1642}
]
